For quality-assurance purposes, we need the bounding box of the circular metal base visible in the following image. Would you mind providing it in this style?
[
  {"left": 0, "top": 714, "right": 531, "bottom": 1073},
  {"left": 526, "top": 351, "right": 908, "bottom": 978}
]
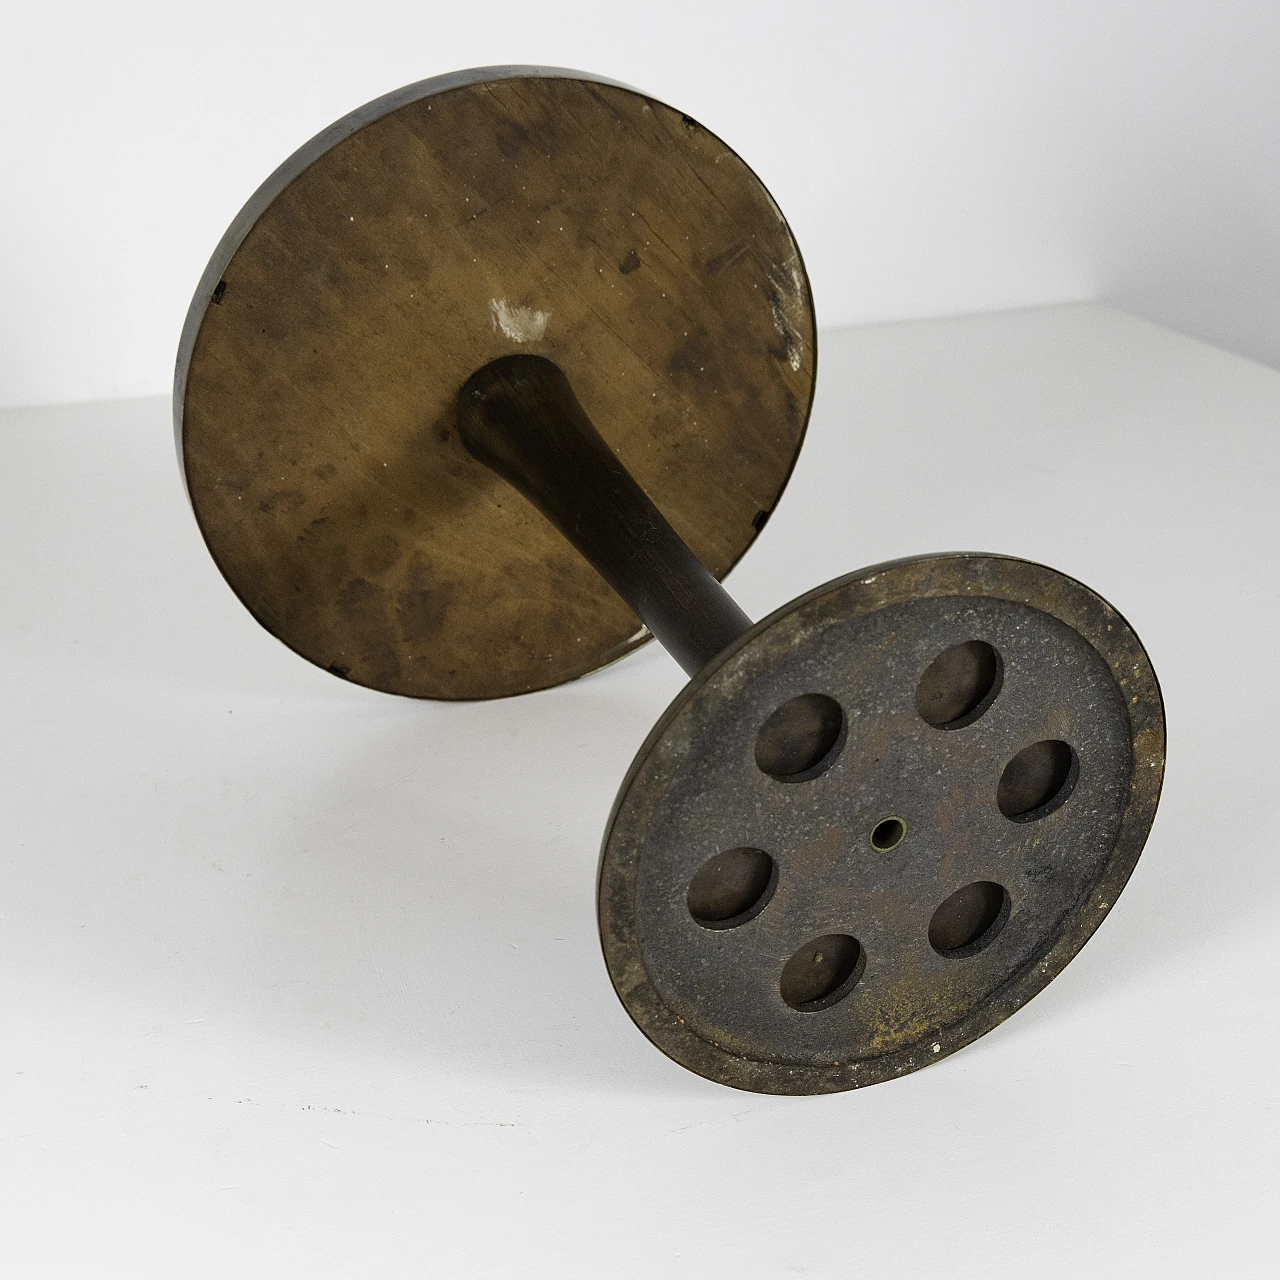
[
  {"left": 176, "top": 67, "right": 815, "bottom": 699},
  {"left": 598, "top": 554, "right": 1165, "bottom": 1094}
]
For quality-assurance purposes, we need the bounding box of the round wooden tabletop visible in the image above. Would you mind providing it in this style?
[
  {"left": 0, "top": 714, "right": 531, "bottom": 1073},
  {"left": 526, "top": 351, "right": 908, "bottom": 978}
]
[{"left": 176, "top": 67, "right": 816, "bottom": 699}]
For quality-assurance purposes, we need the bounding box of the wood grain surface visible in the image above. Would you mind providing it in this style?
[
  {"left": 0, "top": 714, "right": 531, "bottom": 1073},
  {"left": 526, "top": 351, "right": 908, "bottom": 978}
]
[{"left": 179, "top": 72, "right": 816, "bottom": 699}]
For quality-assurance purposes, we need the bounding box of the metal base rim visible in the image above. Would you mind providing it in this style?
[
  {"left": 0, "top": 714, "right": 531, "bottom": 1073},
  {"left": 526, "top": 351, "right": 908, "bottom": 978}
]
[{"left": 597, "top": 552, "right": 1165, "bottom": 1094}]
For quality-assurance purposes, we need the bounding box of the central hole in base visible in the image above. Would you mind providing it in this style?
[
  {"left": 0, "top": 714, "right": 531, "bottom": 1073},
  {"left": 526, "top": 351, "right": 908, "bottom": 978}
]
[
  {"left": 780, "top": 934, "right": 865, "bottom": 1010},
  {"left": 870, "top": 817, "right": 906, "bottom": 851}
]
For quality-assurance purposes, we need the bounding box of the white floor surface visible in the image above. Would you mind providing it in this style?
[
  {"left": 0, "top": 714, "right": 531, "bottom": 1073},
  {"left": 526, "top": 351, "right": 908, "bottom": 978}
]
[{"left": 1, "top": 303, "right": 1276, "bottom": 1277}]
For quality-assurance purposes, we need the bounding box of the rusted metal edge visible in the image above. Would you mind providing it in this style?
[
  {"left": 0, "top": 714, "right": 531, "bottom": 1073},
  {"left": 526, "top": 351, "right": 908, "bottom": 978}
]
[{"left": 597, "top": 552, "right": 1166, "bottom": 1094}]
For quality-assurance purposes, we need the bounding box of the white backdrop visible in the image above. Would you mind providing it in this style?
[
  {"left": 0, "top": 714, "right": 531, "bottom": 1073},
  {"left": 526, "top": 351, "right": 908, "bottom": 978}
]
[{"left": 2, "top": 0, "right": 1278, "bottom": 410}]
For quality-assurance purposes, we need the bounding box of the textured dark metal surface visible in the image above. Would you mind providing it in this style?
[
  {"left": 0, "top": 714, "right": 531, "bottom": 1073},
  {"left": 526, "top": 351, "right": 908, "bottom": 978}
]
[{"left": 598, "top": 553, "right": 1165, "bottom": 1094}]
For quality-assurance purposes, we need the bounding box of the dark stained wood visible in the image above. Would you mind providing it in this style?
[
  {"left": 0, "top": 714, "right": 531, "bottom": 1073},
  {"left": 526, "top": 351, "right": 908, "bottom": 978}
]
[
  {"left": 179, "top": 72, "right": 816, "bottom": 699},
  {"left": 458, "top": 355, "right": 754, "bottom": 676}
]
